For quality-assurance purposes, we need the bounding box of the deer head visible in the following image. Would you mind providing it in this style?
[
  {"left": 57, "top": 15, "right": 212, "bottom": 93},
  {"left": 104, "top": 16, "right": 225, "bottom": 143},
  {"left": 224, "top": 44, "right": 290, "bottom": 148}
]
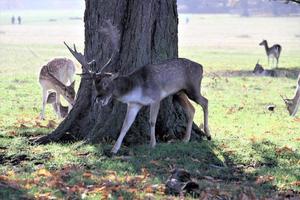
[
  {"left": 259, "top": 40, "right": 267, "bottom": 46},
  {"left": 63, "top": 81, "right": 76, "bottom": 105},
  {"left": 64, "top": 20, "right": 120, "bottom": 106},
  {"left": 253, "top": 59, "right": 264, "bottom": 74},
  {"left": 281, "top": 95, "right": 296, "bottom": 116}
]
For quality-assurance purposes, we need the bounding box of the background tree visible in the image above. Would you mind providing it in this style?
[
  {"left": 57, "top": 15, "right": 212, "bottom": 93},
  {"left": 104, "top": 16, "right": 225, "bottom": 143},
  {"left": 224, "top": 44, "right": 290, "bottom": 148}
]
[{"left": 37, "top": 0, "right": 205, "bottom": 145}]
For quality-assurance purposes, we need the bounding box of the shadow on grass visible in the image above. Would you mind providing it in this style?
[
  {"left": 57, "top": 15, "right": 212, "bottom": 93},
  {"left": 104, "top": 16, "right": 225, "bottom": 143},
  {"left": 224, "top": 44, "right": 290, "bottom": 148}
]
[
  {"left": 212, "top": 67, "right": 300, "bottom": 79},
  {"left": 0, "top": 181, "right": 32, "bottom": 200},
  {"left": 1, "top": 136, "right": 300, "bottom": 199},
  {"left": 90, "top": 139, "right": 300, "bottom": 198}
]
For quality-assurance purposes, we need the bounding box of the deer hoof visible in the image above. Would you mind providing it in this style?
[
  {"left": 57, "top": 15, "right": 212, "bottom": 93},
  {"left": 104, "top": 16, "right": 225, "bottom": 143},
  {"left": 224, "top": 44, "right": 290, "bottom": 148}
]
[
  {"left": 182, "top": 137, "right": 190, "bottom": 143},
  {"left": 150, "top": 141, "right": 156, "bottom": 148},
  {"left": 111, "top": 147, "right": 119, "bottom": 155},
  {"left": 39, "top": 114, "right": 45, "bottom": 120}
]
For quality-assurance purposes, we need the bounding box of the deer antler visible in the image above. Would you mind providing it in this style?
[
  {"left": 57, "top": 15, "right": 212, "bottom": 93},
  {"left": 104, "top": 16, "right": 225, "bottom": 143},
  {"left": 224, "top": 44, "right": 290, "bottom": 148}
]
[
  {"left": 97, "top": 20, "right": 120, "bottom": 74},
  {"left": 280, "top": 94, "right": 291, "bottom": 104},
  {"left": 64, "top": 42, "right": 95, "bottom": 76}
]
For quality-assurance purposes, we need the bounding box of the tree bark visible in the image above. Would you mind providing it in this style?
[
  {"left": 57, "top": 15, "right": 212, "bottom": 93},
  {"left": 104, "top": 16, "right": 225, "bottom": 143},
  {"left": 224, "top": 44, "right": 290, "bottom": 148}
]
[{"left": 37, "top": 0, "right": 204, "bottom": 146}]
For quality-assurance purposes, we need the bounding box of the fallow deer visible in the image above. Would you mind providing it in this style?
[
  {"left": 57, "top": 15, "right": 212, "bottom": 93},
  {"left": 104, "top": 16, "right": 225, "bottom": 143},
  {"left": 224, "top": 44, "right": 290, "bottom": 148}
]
[
  {"left": 46, "top": 92, "right": 69, "bottom": 118},
  {"left": 259, "top": 40, "right": 282, "bottom": 68},
  {"left": 282, "top": 73, "right": 300, "bottom": 116},
  {"left": 65, "top": 21, "right": 210, "bottom": 154},
  {"left": 253, "top": 60, "right": 275, "bottom": 77},
  {"left": 39, "top": 58, "right": 76, "bottom": 119}
]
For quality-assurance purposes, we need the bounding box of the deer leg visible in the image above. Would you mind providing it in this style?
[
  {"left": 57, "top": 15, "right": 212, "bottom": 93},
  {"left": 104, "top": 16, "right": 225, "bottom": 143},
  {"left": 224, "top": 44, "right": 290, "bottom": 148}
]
[
  {"left": 276, "top": 57, "right": 279, "bottom": 68},
  {"left": 111, "top": 103, "right": 142, "bottom": 154},
  {"left": 40, "top": 89, "right": 48, "bottom": 120},
  {"left": 175, "top": 93, "right": 195, "bottom": 142},
  {"left": 149, "top": 102, "right": 160, "bottom": 148},
  {"left": 55, "top": 93, "right": 62, "bottom": 119},
  {"left": 196, "top": 95, "right": 211, "bottom": 140}
]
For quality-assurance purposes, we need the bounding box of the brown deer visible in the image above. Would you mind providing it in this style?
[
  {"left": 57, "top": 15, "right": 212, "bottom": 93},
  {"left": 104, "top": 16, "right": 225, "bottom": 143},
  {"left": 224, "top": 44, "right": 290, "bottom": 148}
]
[
  {"left": 282, "top": 73, "right": 300, "bottom": 116},
  {"left": 259, "top": 40, "right": 282, "bottom": 68},
  {"left": 46, "top": 92, "right": 69, "bottom": 118},
  {"left": 39, "top": 58, "right": 76, "bottom": 119},
  {"left": 65, "top": 21, "right": 210, "bottom": 154}
]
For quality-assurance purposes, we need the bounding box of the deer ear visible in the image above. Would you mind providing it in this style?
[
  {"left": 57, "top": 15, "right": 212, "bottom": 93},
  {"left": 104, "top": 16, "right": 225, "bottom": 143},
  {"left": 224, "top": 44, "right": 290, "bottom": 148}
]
[{"left": 70, "top": 81, "right": 75, "bottom": 88}]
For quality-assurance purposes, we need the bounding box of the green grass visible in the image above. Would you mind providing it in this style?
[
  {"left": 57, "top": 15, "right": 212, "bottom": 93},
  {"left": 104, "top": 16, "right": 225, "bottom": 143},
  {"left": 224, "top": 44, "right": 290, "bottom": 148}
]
[{"left": 0, "top": 11, "right": 300, "bottom": 199}]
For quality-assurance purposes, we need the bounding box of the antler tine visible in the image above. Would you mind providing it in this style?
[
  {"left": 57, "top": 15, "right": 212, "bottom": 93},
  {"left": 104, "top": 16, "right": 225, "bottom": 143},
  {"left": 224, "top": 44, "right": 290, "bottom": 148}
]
[
  {"left": 64, "top": 41, "right": 93, "bottom": 73},
  {"left": 73, "top": 44, "right": 77, "bottom": 52},
  {"left": 97, "top": 57, "right": 112, "bottom": 74},
  {"left": 280, "top": 94, "right": 289, "bottom": 104}
]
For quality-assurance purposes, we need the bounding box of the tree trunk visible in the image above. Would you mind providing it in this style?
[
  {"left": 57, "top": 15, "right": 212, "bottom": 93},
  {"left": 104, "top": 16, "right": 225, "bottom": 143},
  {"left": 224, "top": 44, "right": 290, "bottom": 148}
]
[{"left": 37, "top": 0, "right": 204, "bottom": 146}]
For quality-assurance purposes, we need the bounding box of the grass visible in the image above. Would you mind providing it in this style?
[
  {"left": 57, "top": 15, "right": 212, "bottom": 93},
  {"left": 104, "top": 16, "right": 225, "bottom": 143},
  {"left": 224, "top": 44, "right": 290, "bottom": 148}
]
[{"left": 0, "top": 11, "right": 300, "bottom": 199}]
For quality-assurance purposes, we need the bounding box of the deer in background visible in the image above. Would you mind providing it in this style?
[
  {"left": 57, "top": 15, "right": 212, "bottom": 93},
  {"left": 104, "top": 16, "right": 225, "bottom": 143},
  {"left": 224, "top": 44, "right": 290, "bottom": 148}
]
[
  {"left": 39, "top": 58, "right": 76, "bottom": 119},
  {"left": 253, "top": 59, "right": 275, "bottom": 77},
  {"left": 259, "top": 40, "right": 282, "bottom": 68},
  {"left": 47, "top": 92, "right": 69, "bottom": 118},
  {"left": 64, "top": 20, "right": 210, "bottom": 154},
  {"left": 282, "top": 73, "right": 300, "bottom": 116}
]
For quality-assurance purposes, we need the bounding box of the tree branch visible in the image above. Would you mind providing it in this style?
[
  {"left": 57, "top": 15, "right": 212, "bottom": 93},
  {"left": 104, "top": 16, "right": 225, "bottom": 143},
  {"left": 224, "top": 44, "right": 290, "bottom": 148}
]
[{"left": 271, "top": 0, "right": 300, "bottom": 4}]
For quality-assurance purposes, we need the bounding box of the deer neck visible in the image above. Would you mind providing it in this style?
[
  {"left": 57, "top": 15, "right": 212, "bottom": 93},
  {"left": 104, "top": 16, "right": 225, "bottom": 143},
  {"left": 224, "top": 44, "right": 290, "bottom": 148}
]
[
  {"left": 46, "top": 73, "right": 68, "bottom": 95},
  {"left": 264, "top": 42, "right": 270, "bottom": 55},
  {"left": 286, "top": 84, "right": 300, "bottom": 115},
  {"left": 111, "top": 76, "right": 135, "bottom": 99}
]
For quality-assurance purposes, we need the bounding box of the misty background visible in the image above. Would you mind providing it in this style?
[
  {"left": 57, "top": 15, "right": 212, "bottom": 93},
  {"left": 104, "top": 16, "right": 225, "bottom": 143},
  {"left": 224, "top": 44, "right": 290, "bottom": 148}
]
[{"left": 0, "top": 0, "right": 299, "bottom": 16}]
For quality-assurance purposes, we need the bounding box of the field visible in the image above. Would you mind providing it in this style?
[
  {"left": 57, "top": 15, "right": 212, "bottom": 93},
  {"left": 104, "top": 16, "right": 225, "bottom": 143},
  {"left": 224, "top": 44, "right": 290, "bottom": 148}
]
[{"left": 1, "top": 10, "right": 300, "bottom": 199}]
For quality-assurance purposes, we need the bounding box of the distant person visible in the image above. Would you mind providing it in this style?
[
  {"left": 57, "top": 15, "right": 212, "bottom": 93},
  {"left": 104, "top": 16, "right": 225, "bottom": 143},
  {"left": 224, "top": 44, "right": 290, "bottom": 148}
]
[
  {"left": 11, "top": 16, "right": 15, "bottom": 24},
  {"left": 17, "top": 16, "right": 22, "bottom": 25},
  {"left": 185, "top": 17, "right": 189, "bottom": 24}
]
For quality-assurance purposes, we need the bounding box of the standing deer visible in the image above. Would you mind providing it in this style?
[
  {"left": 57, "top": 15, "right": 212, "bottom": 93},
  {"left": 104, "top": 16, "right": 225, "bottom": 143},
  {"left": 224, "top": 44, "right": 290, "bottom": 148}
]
[
  {"left": 39, "top": 58, "right": 76, "bottom": 119},
  {"left": 282, "top": 73, "right": 300, "bottom": 116},
  {"left": 259, "top": 40, "right": 282, "bottom": 68},
  {"left": 64, "top": 21, "right": 210, "bottom": 154},
  {"left": 46, "top": 92, "right": 69, "bottom": 118}
]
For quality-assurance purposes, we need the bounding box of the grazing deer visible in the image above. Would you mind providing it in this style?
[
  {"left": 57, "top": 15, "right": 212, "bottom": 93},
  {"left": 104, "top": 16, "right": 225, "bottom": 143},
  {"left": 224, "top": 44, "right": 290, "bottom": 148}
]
[
  {"left": 259, "top": 40, "right": 282, "bottom": 68},
  {"left": 64, "top": 20, "right": 210, "bottom": 154},
  {"left": 282, "top": 73, "right": 300, "bottom": 116},
  {"left": 39, "top": 58, "right": 76, "bottom": 119},
  {"left": 46, "top": 92, "right": 69, "bottom": 118}
]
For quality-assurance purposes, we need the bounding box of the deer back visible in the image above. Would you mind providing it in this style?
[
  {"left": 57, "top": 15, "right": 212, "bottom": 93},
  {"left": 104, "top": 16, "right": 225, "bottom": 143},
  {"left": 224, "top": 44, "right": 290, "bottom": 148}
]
[
  {"left": 39, "top": 58, "right": 75, "bottom": 85},
  {"left": 95, "top": 58, "right": 203, "bottom": 106}
]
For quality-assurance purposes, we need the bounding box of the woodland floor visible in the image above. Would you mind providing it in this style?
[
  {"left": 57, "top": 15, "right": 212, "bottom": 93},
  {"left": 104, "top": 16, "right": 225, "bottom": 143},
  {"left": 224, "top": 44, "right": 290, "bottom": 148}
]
[{"left": 0, "top": 11, "right": 300, "bottom": 199}]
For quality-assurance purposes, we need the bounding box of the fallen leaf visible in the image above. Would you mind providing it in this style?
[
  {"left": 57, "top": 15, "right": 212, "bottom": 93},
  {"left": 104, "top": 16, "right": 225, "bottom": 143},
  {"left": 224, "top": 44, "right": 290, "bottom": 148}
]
[
  {"left": 294, "top": 118, "right": 300, "bottom": 122},
  {"left": 255, "top": 175, "right": 274, "bottom": 185},
  {"left": 36, "top": 168, "right": 52, "bottom": 177},
  {"left": 150, "top": 160, "right": 160, "bottom": 166},
  {"left": 290, "top": 181, "right": 300, "bottom": 186},
  {"left": 83, "top": 172, "right": 93, "bottom": 178},
  {"left": 275, "top": 146, "right": 295, "bottom": 155}
]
